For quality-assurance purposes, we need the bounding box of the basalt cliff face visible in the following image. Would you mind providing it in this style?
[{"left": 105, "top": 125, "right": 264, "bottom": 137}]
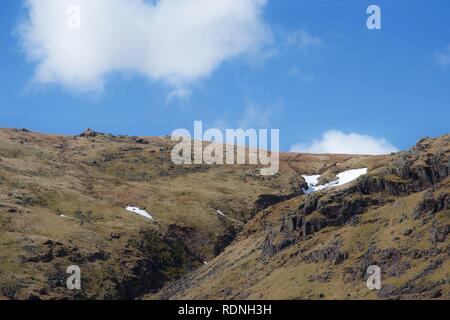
[{"left": 0, "top": 129, "right": 448, "bottom": 300}]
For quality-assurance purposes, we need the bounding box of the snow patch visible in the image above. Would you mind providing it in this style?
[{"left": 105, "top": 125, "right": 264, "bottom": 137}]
[
  {"left": 302, "top": 168, "right": 368, "bottom": 194},
  {"left": 216, "top": 210, "right": 225, "bottom": 217},
  {"left": 302, "top": 175, "right": 327, "bottom": 194},
  {"left": 126, "top": 206, "right": 153, "bottom": 220},
  {"left": 335, "top": 168, "right": 368, "bottom": 186}
]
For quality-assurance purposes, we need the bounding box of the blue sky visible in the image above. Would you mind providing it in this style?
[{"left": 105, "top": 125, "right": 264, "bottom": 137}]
[{"left": 0, "top": 0, "right": 449, "bottom": 152}]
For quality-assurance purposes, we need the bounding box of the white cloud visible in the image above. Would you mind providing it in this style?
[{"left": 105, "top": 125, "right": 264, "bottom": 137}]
[
  {"left": 290, "top": 130, "right": 398, "bottom": 155},
  {"left": 18, "top": 0, "right": 271, "bottom": 92},
  {"left": 434, "top": 44, "right": 450, "bottom": 68}
]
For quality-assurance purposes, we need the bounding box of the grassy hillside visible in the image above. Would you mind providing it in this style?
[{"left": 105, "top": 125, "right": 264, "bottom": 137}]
[
  {"left": 153, "top": 135, "right": 449, "bottom": 300},
  {"left": 0, "top": 129, "right": 447, "bottom": 300},
  {"left": 0, "top": 128, "right": 366, "bottom": 299}
]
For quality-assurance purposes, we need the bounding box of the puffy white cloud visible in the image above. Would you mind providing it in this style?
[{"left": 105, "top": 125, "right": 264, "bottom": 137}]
[
  {"left": 290, "top": 130, "right": 398, "bottom": 155},
  {"left": 18, "top": 0, "right": 271, "bottom": 92}
]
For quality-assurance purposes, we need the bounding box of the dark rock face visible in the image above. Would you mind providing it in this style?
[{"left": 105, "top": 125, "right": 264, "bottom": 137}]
[
  {"left": 119, "top": 228, "right": 201, "bottom": 299},
  {"left": 299, "top": 217, "right": 329, "bottom": 237},
  {"left": 376, "top": 258, "right": 446, "bottom": 299},
  {"left": 356, "top": 175, "right": 418, "bottom": 196},
  {"left": 24, "top": 249, "right": 54, "bottom": 263},
  {"left": 264, "top": 193, "right": 385, "bottom": 256},
  {"left": 260, "top": 228, "right": 277, "bottom": 260},
  {"left": 16, "top": 231, "right": 202, "bottom": 299},
  {"left": 413, "top": 191, "right": 449, "bottom": 219},
  {"left": 357, "top": 142, "right": 449, "bottom": 196},
  {"left": 297, "top": 195, "right": 380, "bottom": 238},
  {"left": 255, "top": 194, "right": 294, "bottom": 213},
  {"left": 11, "top": 192, "right": 43, "bottom": 206},
  {"left": 318, "top": 196, "right": 379, "bottom": 220},
  {"left": 86, "top": 251, "right": 110, "bottom": 262},
  {"left": 214, "top": 226, "right": 238, "bottom": 256},
  {"left": 132, "top": 137, "right": 149, "bottom": 144},
  {"left": 377, "top": 285, "right": 397, "bottom": 299},
  {"left": 340, "top": 246, "right": 447, "bottom": 299},
  {"left": 22, "top": 240, "right": 109, "bottom": 265},
  {"left": 394, "top": 140, "right": 449, "bottom": 180},
  {"left": 259, "top": 136, "right": 449, "bottom": 262},
  {"left": 298, "top": 195, "right": 319, "bottom": 216},
  {"left": 430, "top": 222, "right": 450, "bottom": 244},
  {"left": 302, "top": 238, "right": 348, "bottom": 265},
  {"left": 118, "top": 257, "right": 168, "bottom": 300},
  {"left": 308, "top": 271, "right": 335, "bottom": 283},
  {"left": 430, "top": 289, "right": 442, "bottom": 299},
  {"left": 280, "top": 214, "right": 299, "bottom": 233}
]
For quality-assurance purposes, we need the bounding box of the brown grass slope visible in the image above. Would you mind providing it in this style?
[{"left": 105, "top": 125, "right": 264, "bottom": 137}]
[
  {"left": 153, "top": 135, "right": 450, "bottom": 300},
  {"left": 0, "top": 128, "right": 368, "bottom": 299}
]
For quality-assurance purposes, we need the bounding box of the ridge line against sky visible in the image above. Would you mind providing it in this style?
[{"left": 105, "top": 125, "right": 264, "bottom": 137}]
[{"left": 0, "top": 0, "right": 449, "bottom": 153}]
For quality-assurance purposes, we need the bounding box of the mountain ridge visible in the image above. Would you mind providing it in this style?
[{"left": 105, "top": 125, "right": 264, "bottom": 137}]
[
  {"left": 0, "top": 128, "right": 448, "bottom": 300},
  {"left": 152, "top": 133, "right": 449, "bottom": 300}
]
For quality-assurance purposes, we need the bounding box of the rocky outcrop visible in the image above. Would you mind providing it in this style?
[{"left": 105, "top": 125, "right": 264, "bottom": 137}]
[
  {"left": 119, "top": 228, "right": 201, "bottom": 299},
  {"left": 79, "top": 128, "right": 100, "bottom": 138},
  {"left": 298, "top": 195, "right": 318, "bottom": 216},
  {"left": 413, "top": 191, "right": 450, "bottom": 219},
  {"left": 214, "top": 226, "right": 239, "bottom": 256},
  {"left": 430, "top": 222, "right": 450, "bottom": 244},
  {"left": 301, "top": 238, "right": 348, "bottom": 265},
  {"left": 357, "top": 139, "right": 449, "bottom": 196},
  {"left": 262, "top": 193, "right": 381, "bottom": 258},
  {"left": 376, "top": 258, "right": 446, "bottom": 299},
  {"left": 260, "top": 227, "right": 277, "bottom": 260},
  {"left": 317, "top": 195, "right": 380, "bottom": 220},
  {"left": 260, "top": 135, "right": 449, "bottom": 260},
  {"left": 255, "top": 194, "right": 297, "bottom": 213}
]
